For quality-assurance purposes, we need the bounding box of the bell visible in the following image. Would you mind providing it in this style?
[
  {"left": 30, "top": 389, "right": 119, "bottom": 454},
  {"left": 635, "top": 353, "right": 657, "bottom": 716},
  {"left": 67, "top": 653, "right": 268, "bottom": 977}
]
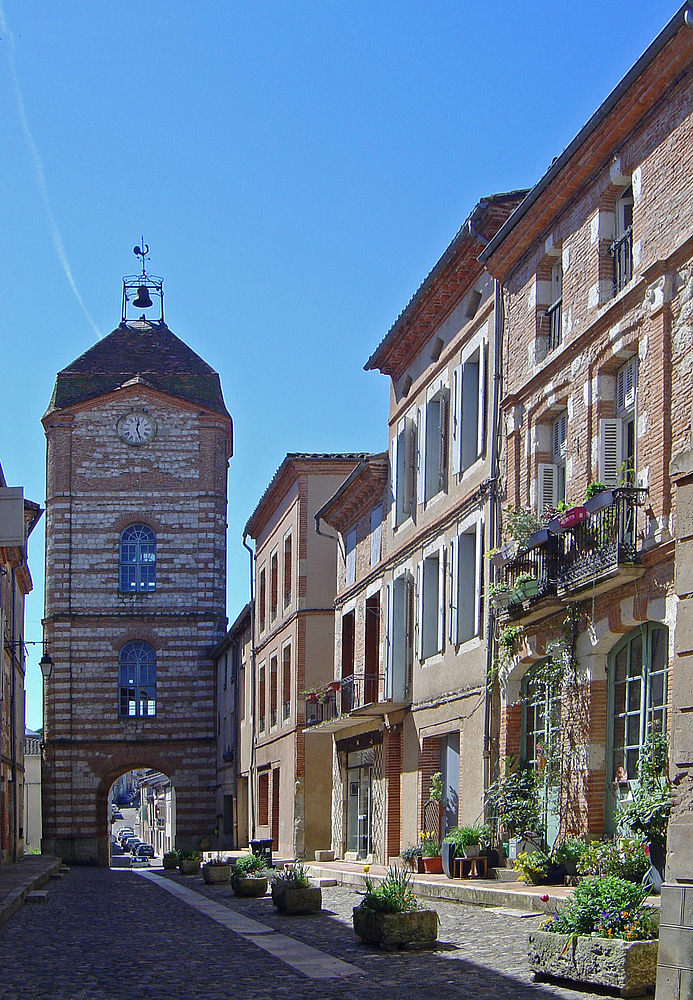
[{"left": 133, "top": 285, "right": 153, "bottom": 309}]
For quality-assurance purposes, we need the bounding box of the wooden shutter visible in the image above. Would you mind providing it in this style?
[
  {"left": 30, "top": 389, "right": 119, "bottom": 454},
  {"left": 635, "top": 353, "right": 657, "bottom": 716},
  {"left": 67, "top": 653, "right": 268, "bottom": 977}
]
[
  {"left": 449, "top": 535, "right": 459, "bottom": 643},
  {"left": 451, "top": 365, "right": 462, "bottom": 476},
  {"left": 439, "top": 390, "right": 449, "bottom": 491},
  {"left": 407, "top": 416, "right": 417, "bottom": 516},
  {"left": 474, "top": 518, "right": 484, "bottom": 637},
  {"left": 437, "top": 547, "right": 446, "bottom": 654},
  {"left": 417, "top": 405, "right": 426, "bottom": 506},
  {"left": 477, "top": 340, "right": 487, "bottom": 460},
  {"left": 599, "top": 418, "right": 623, "bottom": 486},
  {"left": 385, "top": 581, "right": 394, "bottom": 698},
  {"left": 390, "top": 433, "right": 398, "bottom": 528},
  {"left": 457, "top": 532, "right": 476, "bottom": 642},
  {"left": 538, "top": 463, "right": 558, "bottom": 515},
  {"left": 617, "top": 358, "right": 637, "bottom": 412},
  {"left": 461, "top": 359, "right": 479, "bottom": 471},
  {"left": 416, "top": 562, "right": 424, "bottom": 662},
  {"left": 553, "top": 412, "right": 567, "bottom": 459}
]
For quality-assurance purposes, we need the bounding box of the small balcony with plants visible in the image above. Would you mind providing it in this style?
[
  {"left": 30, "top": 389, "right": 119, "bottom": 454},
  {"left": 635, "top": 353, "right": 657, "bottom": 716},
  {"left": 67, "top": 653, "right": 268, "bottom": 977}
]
[
  {"left": 303, "top": 669, "right": 409, "bottom": 734},
  {"left": 489, "top": 485, "right": 647, "bottom": 622}
]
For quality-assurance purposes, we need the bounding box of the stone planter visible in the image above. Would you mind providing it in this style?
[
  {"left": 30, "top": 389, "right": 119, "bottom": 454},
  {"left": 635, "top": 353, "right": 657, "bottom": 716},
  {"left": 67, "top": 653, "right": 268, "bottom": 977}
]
[
  {"left": 422, "top": 855, "right": 443, "bottom": 874},
  {"left": 528, "top": 929, "right": 658, "bottom": 997},
  {"left": 233, "top": 875, "right": 268, "bottom": 898},
  {"left": 178, "top": 859, "right": 200, "bottom": 875},
  {"left": 271, "top": 883, "right": 322, "bottom": 914},
  {"left": 203, "top": 863, "right": 231, "bottom": 885},
  {"left": 353, "top": 905, "right": 438, "bottom": 950},
  {"left": 162, "top": 855, "right": 179, "bottom": 870}
]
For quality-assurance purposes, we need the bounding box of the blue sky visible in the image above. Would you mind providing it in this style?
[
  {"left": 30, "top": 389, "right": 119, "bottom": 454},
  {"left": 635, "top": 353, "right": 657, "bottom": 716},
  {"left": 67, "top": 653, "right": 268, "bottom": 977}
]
[{"left": 0, "top": 0, "right": 680, "bottom": 729}]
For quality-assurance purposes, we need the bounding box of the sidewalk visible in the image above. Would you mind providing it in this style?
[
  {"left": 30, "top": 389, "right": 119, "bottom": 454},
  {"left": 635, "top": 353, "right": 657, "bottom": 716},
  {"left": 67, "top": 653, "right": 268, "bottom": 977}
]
[{"left": 0, "top": 854, "right": 63, "bottom": 927}]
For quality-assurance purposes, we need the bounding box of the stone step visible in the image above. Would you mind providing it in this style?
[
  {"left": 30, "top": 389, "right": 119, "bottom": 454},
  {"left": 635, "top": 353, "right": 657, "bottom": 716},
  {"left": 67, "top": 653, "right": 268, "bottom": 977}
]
[
  {"left": 316, "top": 878, "right": 338, "bottom": 887},
  {"left": 491, "top": 868, "right": 520, "bottom": 882},
  {"left": 59, "top": 866, "right": 71, "bottom": 874},
  {"left": 26, "top": 891, "right": 49, "bottom": 904},
  {"left": 49, "top": 872, "right": 63, "bottom": 880}
]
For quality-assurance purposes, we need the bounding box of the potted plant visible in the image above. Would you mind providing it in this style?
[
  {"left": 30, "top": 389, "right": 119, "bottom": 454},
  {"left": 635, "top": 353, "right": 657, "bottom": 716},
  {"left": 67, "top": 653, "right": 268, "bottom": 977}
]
[
  {"left": 352, "top": 864, "right": 438, "bottom": 949},
  {"left": 616, "top": 728, "right": 671, "bottom": 879},
  {"left": 202, "top": 854, "right": 232, "bottom": 884},
  {"left": 162, "top": 849, "right": 180, "bottom": 870},
  {"left": 583, "top": 481, "right": 615, "bottom": 515},
  {"left": 577, "top": 838, "right": 651, "bottom": 883},
  {"left": 443, "top": 824, "right": 490, "bottom": 860},
  {"left": 419, "top": 832, "right": 442, "bottom": 873},
  {"left": 399, "top": 845, "right": 423, "bottom": 871},
  {"left": 504, "top": 507, "right": 544, "bottom": 550},
  {"left": 178, "top": 850, "right": 201, "bottom": 875},
  {"left": 551, "top": 836, "right": 584, "bottom": 877},
  {"left": 529, "top": 875, "right": 659, "bottom": 994},
  {"left": 487, "top": 543, "right": 516, "bottom": 567},
  {"left": 271, "top": 860, "right": 322, "bottom": 914},
  {"left": 486, "top": 759, "right": 544, "bottom": 858},
  {"left": 514, "top": 572, "right": 540, "bottom": 599},
  {"left": 489, "top": 582, "right": 513, "bottom": 608},
  {"left": 513, "top": 849, "right": 549, "bottom": 884},
  {"left": 231, "top": 852, "right": 269, "bottom": 897}
]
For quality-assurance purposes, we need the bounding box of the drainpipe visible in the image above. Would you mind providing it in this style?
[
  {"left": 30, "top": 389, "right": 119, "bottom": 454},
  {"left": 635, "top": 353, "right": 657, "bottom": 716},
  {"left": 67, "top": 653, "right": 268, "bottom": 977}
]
[
  {"left": 242, "top": 532, "right": 257, "bottom": 842},
  {"left": 484, "top": 279, "right": 504, "bottom": 810},
  {"left": 10, "top": 566, "right": 19, "bottom": 861}
]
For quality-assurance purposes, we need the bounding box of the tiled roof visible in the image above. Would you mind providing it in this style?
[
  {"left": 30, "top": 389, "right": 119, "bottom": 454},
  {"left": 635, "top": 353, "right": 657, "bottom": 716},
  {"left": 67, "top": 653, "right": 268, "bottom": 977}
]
[
  {"left": 244, "top": 453, "right": 369, "bottom": 539},
  {"left": 316, "top": 453, "right": 389, "bottom": 533},
  {"left": 364, "top": 191, "right": 528, "bottom": 378},
  {"left": 45, "top": 321, "right": 230, "bottom": 417}
]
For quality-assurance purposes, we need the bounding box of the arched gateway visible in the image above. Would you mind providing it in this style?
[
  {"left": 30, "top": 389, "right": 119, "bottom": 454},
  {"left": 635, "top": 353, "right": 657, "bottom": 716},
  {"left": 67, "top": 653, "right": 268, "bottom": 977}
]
[{"left": 41, "top": 265, "right": 232, "bottom": 865}]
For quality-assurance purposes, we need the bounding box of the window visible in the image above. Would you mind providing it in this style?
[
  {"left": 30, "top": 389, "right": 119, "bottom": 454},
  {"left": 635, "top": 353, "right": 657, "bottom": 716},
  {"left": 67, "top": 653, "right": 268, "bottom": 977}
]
[
  {"left": 547, "top": 259, "right": 563, "bottom": 353},
  {"left": 417, "top": 383, "right": 449, "bottom": 503},
  {"left": 611, "top": 185, "right": 633, "bottom": 295},
  {"left": 345, "top": 528, "right": 357, "bottom": 586},
  {"left": 364, "top": 594, "right": 380, "bottom": 704},
  {"left": 270, "top": 655, "right": 277, "bottom": 727},
  {"left": 610, "top": 624, "right": 668, "bottom": 786},
  {"left": 270, "top": 551, "right": 278, "bottom": 621},
  {"left": 599, "top": 356, "right": 638, "bottom": 487},
  {"left": 258, "top": 664, "right": 266, "bottom": 732},
  {"left": 258, "top": 771, "right": 269, "bottom": 826},
  {"left": 283, "top": 534, "right": 292, "bottom": 607},
  {"left": 521, "top": 661, "right": 561, "bottom": 845},
  {"left": 386, "top": 574, "right": 412, "bottom": 701},
  {"left": 258, "top": 567, "right": 266, "bottom": 634},
  {"left": 119, "top": 524, "right": 156, "bottom": 592},
  {"left": 118, "top": 641, "right": 156, "bottom": 717},
  {"left": 282, "top": 644, "right": 291, "bottom": 721},
  {"left": 538, "top": 411, "right": 567, "bottom": 515},
  {"left": 391, "top": 413, "right": 415, "bottom": 527},
  {"left": 370, "top": 505, "right": 382, "bottom": 567},
  {"left": 451, "top": 342, "right": 487, "bottom": 476},
  {"left": 417, "top": 548, "right": 445, "bottom": 662},
  {"left": 449, "top": 520, "right": 483, "bottom": 645}
]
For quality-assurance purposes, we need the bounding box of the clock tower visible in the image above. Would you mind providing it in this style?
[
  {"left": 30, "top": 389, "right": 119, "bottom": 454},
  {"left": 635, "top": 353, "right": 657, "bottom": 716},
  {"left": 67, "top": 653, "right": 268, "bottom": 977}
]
[{"left": 41, "top": 257, "right": 232, "bottom": 864}]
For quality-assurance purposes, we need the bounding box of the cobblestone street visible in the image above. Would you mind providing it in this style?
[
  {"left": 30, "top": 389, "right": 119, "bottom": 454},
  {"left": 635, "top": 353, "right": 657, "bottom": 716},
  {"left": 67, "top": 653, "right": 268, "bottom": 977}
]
[{"left": 0, "top": 867, "right": 615, "bottom": 1000}]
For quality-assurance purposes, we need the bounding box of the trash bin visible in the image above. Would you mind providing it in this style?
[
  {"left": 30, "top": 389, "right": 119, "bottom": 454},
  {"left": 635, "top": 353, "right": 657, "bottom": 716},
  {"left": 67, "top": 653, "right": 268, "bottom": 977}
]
[{"left": 250, "top": 838, "right": 273, "bottom": 868}]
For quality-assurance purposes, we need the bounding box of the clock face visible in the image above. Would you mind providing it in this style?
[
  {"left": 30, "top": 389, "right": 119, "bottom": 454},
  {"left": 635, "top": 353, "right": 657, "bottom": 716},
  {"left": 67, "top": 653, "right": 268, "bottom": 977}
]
[{"left": 118, "top": 412, "right": 156, "bottom": 446}]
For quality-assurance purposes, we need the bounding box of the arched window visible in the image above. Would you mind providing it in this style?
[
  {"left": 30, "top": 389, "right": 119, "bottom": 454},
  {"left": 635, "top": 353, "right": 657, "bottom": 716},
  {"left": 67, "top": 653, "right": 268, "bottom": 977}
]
[
  {"left": 119, "top": 524, "right": 156, "bottom": 592},
  {"left": 521, "top": 661, "right": 561, "bottom": 845},
  {"left": 119, "top": 641, "right": 156, "bottom": 717},
  {"left": 607, "top": 623, "right": 668, "bottom": 831}
]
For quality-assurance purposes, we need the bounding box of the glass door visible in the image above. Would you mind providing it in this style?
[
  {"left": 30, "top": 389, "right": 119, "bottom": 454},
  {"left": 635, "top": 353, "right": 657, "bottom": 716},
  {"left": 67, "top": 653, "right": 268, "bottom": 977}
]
[{"left": 346, "top": 749, "right": 373, "bottom": 858}]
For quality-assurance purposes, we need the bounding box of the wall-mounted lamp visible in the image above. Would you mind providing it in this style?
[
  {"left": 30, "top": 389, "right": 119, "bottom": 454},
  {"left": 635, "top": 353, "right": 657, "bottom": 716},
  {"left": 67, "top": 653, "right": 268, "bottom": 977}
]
[{"left": 39, "top": 651, "right": 54, "bottom": 681}]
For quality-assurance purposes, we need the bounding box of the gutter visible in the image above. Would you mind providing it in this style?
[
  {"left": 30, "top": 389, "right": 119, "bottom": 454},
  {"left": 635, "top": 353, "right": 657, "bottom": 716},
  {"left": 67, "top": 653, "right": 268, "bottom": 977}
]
[{"left": 242, "top": 533, "right": 257, "bottom": 843}]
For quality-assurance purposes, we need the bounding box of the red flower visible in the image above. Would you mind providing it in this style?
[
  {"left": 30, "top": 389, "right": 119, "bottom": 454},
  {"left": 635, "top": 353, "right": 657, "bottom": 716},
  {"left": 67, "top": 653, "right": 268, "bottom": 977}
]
[
  {"left": 541, "top": 894, "right": 550, "bottom": 903},
  {"left": 644, "top": 844, "right": 650, "bottom": 857}
]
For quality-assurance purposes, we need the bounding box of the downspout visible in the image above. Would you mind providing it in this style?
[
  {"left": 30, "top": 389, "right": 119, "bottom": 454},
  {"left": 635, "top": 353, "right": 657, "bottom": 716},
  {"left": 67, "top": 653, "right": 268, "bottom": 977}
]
[
  {"left": 10, "top": 566, "right": 19, "bottom": 861},
  {"left": 242, "top": 532, "right": 257, "bottom": 842},
  {"left": 484, "top": 278, "right": 504, "bottom": 809}
]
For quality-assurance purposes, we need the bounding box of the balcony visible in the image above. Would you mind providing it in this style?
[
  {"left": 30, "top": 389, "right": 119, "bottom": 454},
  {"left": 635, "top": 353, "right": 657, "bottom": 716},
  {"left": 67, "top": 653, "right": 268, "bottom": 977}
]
[
  {"left": 611, "top": 228, "right": 633, "bottom": 296},
  {"left": 304, "top": 673, "right": 410, "bottom": 733},
  {"left": 497, "top": 488, "right": 646, "bottom": 621}
]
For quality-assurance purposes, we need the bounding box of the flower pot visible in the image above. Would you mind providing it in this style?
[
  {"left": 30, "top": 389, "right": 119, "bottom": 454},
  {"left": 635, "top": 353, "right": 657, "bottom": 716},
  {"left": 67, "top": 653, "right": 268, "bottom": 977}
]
[
  {"left": 491, "top": 591, "right": 512, "bottom": 608},
  {"left": 178, "top": 859, "right": 200, "bottom": 875},
  {"left": 463, "top": 844, "right": 480, "bottom": 859},
  {"left": 525, "top": 528, "right": 550, "bottom": 550},
  {"left": 422, "top": 855, "right": 443, "bottom": 874},
  {"left": 162, "top": 855, "right": 179, "bottom": 870},
  {"left": 271, "top": 883, "right": 322, "bottom": 914},
  {"left": 441, "top": 841, "right": 457, "bottom": 878},
  {"left": 353, "top": 905, "right": 438, "bottom": 949},
  {"left": 528, "top": 929, "right": 658, "bottom": 996},
  {"left": 233, "top": 875, "right": 268, "bottom": 897},
  {"left": 203, "top": 863, "right": 231, "bottom": 884},
  {"left": 517, "top": 579, "right": 539, "bottom": 598},
  {"left": 558, "top": 506, "right": 587, "bottom": 531},
  {"left": 584, "top": 489, "right": 614, "bottom": 515},
  {"left": 489, "top": 544, "right": 515, "bottom": 567}
]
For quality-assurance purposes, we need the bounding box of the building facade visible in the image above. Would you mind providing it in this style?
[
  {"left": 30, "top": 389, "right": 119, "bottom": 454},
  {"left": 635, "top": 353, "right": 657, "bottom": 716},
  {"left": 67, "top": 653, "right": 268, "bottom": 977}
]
[
  {"left": 244, "top": 454, "right": 365, "bottom": 860},
  {"left": 0, "top": 470, "right": 42, "bottom": 865},
  {"left": 41, "top": 312, "right": 232, "bottom": 865},
  {"left": 478, "top": 4, "right": 693, "bottom": 850},
  {"left": 311, "top": 195, "right": 526, "bottom": 862}
]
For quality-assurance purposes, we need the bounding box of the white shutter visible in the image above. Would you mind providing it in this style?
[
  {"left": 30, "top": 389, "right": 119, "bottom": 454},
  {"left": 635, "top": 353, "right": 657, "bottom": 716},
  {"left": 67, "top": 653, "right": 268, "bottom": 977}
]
[
  {"left": 538, "top": 463, "right": 558, "bottom": 515},
  {"left": 474, "top": 518, "right": 484, "bottom": 637},
  {"left": 617, "top": 358, "right": 637, "bottom": 412},
  {"left": 477, "top": 340, "right": 487, "bottom": 459},
  {"left": 417, "top": 405, "right": 426, "bottom": 505},
  {"left": 449, "top": 535, "right": 459, "bottom": 643},
  {"left": 385, "top": 582, "right": 394, "bottom": 700},
  {"left": 457, "top": 532, "right": 476, "bottom": 642},
  {"left": 407, "top": 416, "right": 417, "bottom": 516},
  {"left": 437, "top": 547, "right": 446, "bottom": 654},
  {"left": 416, "top": 562, "right": 424, "bottom": 662},
  {"left": 390, "top": 431, "right": 398, "bottom": 528},
  {"left": 553, "top": 412, "right": 567, "bottom": 459},
  {"left": 451, "top": 365, "right": 462, "bottom": 476},
  {"left": 370, "top": 505, "right": 382, "bottom": 567},
  {"left": 599, "top": 418, "right": 623, "bottom": 486}
]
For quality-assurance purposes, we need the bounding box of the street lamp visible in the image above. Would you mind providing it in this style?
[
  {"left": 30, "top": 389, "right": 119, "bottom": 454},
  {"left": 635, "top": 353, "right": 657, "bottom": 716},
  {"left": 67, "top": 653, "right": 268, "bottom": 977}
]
[{"left": 39, "top": 651, "right": 53, "bottom": 681}]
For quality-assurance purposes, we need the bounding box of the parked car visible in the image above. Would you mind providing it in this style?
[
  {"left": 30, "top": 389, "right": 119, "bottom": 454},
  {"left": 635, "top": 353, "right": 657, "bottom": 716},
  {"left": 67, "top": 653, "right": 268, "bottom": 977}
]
[
  {"left": 122, "top": 837, "right": 142, "bottom": 853},
  {"left": 134, "top": 844, "right": 154, "bottom": 858},
  {"left": 117, "top": 829, "right": 134, "bottom": 844}
]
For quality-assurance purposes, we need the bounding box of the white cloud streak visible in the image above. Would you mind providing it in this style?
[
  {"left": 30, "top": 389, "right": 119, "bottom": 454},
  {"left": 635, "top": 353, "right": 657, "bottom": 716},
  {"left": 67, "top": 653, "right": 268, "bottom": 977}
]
[{"left": 0, "top": 3, "right": 101, "bottom": 338}]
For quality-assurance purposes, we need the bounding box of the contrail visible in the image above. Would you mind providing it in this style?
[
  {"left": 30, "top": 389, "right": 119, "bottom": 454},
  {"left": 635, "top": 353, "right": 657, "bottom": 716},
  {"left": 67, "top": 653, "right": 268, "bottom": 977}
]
[{"left": 0, "top": 3, "right": 101, "bottom": 339}]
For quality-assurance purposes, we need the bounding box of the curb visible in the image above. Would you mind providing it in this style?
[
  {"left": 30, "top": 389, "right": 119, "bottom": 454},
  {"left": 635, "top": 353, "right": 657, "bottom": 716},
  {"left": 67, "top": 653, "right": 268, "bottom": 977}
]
[{"left": 0, "top": 857, "right": 63, "bottom": 928}]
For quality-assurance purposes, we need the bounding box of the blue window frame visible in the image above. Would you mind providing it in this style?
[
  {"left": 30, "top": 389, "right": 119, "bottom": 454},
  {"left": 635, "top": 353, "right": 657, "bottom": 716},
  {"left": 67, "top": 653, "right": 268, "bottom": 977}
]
[
  {"left": 119, "top": 524, "right": 156, "bottom": 592},
  {"left": 119, "top": 641, "right": 157, "bottom": 717}
]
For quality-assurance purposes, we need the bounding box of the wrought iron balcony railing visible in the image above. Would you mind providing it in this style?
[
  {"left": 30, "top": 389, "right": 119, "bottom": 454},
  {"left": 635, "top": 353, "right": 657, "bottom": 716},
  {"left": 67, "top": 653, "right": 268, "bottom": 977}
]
[
  {"left": 304, "top": 690, "right": 337, "bottom": 727},
  {"left": 339, "top": 673, "right": 380, "bottom": 713},
  {"left": 499, "top": 487, "right": 646, "bottom": 616},
  {"left": 547, "top": 298, "right": 562, "bottom": 353}
]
